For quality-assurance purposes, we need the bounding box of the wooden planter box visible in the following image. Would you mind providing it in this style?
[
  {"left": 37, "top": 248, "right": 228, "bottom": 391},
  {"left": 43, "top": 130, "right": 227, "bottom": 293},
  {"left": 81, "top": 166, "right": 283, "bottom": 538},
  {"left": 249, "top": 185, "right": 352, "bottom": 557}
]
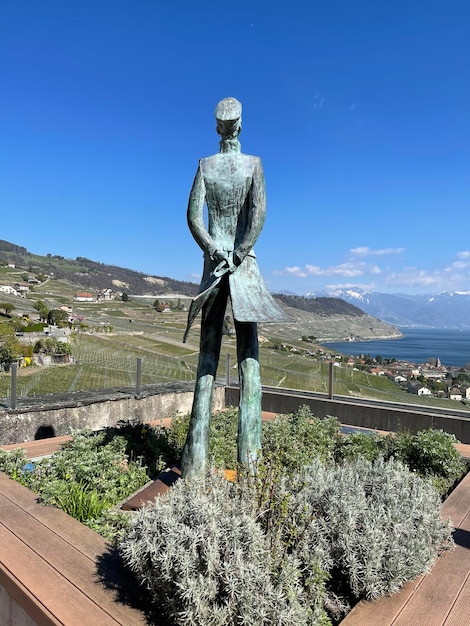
[{"left": 0, "top": 472, "right": 148, "bottom": 626}]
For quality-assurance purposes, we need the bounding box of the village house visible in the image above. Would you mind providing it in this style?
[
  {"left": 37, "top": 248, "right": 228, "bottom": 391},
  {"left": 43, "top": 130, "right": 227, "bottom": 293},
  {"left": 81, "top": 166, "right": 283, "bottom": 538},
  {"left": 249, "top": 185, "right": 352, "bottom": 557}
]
[
  {"left": 97, "top": 288, "right": 113, "bottom": 301},
  {"left": 408, "top": 381, "right": 432, "bottom": 396},
  {"left": 460, "top": 385, "right": 470, "bottom": 400},
  {"left": 0, "top": 284, "right": 21, "bottom": 297},
  {"left": 448, "top": 387, "right": 463, "bottom": 401},
  {"left": 369, "top": 367, "right": 387, "bottom": 376},
  {"left": 74, "top": 292, "right": 95, "bottom": 302},
  {"left": 420, "top": 369, "right": 447, "bottom": 380},
  {"left": 394, "top": 375, "right": 408, "bottom": 384}
]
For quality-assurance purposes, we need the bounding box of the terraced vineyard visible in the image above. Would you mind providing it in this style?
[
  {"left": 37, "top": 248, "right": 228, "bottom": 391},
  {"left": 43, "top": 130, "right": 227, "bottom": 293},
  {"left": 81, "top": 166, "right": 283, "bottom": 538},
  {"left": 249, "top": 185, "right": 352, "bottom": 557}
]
[
  {"left": 1, "top": 323, "right": 469, "bottom": 415},
  {"left": 0, "top": 279, "right": 468, "bottom": 412}
]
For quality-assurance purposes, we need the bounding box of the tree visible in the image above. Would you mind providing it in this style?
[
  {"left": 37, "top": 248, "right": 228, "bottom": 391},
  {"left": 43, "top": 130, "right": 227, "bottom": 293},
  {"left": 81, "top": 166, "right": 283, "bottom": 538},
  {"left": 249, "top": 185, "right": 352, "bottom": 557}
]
[
  {"left": 33, "top": 300, "right": 49, "bottom": 322},
  {"left": 153, "top": 299, "right": 164, "bottom": 312},
  {"left": 0, "top": 302, "right": 15, "bottom": 316},
  {"left": 0, "top": 323, "right": 21, "bottom": 369},
  {"left": 121, "top": 292, "right": 129, "bottom": 302},
  {"left": 47, "top": 309, "right": 69, "bottom": 327},
  {"left": 55, "top": 341, "right": 72, "bottom": 355},
  {"left": 33, "top": 337, "right": 71, "bottom": 355}
]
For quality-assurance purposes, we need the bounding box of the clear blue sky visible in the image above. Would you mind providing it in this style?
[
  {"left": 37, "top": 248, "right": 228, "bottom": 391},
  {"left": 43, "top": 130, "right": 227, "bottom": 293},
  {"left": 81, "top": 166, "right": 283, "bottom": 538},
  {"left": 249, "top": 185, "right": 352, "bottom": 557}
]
[{"left": 1, "top": 1, "right": 469, "bottom": 295}]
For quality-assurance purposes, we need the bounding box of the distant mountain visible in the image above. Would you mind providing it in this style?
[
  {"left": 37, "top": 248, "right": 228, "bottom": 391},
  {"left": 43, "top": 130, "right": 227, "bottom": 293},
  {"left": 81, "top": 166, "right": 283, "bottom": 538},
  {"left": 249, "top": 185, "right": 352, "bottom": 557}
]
[
  {"left": 306, "top": 287, "right": 470, "bottom": 329},
  {"left": 275, "top": 294, "right": 366, "bottom": 317}
]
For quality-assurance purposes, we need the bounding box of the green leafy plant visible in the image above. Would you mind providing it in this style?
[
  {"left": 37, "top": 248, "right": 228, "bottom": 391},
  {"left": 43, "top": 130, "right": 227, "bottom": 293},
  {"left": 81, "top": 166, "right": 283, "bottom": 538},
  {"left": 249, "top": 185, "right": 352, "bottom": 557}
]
[
  {"left": 102, "top": 421, "right": 173, "bottom": 479},
  {"left": 168, "top": 408, "right": 239, "bottom": 469},
  {"left": 262, "top": 406, "right": 340, "bottom": 472},
  {"left": 0, "top": 430, "right": 148, "bottom": 539},
  {"left": 53, "top": 480, "right": 111, "bottom": 523},
  {"left": 0, "top": 448, "right": 30, "bottom": 482},
  {"left": 334, "top": 431, "right": 384, "bottom": 462},
  {"left": 404, "top": 429, "right": 466, "bottom": 494}
]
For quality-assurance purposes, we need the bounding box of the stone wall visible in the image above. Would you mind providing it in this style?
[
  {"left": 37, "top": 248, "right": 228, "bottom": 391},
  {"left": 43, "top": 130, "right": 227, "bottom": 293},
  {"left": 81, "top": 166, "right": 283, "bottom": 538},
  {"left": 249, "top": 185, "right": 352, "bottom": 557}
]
[
  {"left": 226, "top": 387, "right": 470, "bottom": 444},
  {"left": 0, "top": 383, "right": 225, "bottom": 445}
]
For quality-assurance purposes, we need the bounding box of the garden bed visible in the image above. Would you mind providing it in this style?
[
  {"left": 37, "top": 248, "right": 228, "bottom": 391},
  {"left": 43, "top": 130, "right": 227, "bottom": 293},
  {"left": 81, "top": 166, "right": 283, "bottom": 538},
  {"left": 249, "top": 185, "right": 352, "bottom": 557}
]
[{"left": 0, "top": 407, "right": 468, "bottom": 625}]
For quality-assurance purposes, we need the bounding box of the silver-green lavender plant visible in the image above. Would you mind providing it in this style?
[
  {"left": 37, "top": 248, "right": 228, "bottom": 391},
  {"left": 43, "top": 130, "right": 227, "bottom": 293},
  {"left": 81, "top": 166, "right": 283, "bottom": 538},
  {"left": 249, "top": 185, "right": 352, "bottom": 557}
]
[
  {"left": 295, "top": 456, "right": 453, "bottom": 602},
  {"left": 119, "top": 470, "right": 330, "bottom": 626},
  {"left": 119, "top": 456, "right": 453, "bottom": 624}
]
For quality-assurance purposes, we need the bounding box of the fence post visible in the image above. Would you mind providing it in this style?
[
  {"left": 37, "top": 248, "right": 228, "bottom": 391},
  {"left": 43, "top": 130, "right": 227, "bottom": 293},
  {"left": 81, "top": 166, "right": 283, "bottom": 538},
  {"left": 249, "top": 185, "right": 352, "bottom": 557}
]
[
  {"left": 328, "top": 361, "right": 334, "bottom": 399},
  {"left": 10, "top": 362, "right": 18, "bottom": 410},
  {"left": 225, "top": 353, "right": 231, "bottom": 386},
  {"left": 136, "top": 357, "right": 142, "bottom": 397}
]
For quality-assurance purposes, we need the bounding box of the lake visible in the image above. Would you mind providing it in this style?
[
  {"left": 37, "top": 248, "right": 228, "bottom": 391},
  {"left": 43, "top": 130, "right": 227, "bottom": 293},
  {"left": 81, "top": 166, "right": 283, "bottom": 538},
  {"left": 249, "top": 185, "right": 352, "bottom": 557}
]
[{"left": 324, "top": 328, "right": 470, "bottom": 369}]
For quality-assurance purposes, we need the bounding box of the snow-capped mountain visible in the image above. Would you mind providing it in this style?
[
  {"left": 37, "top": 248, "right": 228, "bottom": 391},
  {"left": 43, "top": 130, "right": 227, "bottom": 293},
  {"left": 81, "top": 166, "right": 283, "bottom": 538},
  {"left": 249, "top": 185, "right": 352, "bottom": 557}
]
[{"left": 304, "top": 288, "right": 470, "bottom": 329}]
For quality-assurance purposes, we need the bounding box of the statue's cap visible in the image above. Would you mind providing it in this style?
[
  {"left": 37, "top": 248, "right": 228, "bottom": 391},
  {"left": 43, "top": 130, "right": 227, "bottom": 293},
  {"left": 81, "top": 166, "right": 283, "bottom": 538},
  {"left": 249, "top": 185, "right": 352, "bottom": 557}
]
[{"left": 215, "top": 97, "right": 242, "bottom": 121}]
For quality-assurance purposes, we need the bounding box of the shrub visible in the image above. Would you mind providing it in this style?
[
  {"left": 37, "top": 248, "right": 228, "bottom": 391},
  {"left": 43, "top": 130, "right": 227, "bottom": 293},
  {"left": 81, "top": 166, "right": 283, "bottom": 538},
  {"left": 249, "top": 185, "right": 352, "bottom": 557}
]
[
  {"left": 120, "top": 470, "right": 330, "bottom": 626},
  {"left": 103, "top": 421, "right": 173, "bottom": 478},
  {"left": 119, "top": 456, "right": 452, "bottom": 625},
  {"left": 262, "top": 406, "right": 340, "bottom": 473},
  {"left": 0, "top": 448, "right": 30, "bottom": 483},
  {"left": 169, "top": 408, "right": 239, "bottom": 469},
  {"left": 1, "top": 431, "right": 149, "bottom": 537},
  {"left": 405, "top": 429, "right": 466, "bottom": 495},
  {"left": 296, "top": 456, "right": 453, "bottom": 604},
  {"left": 334, "top": 431, "right": 383, "bottom": 462},
  {"left": 28, "top": 431, "right": 148, "bottom": 505}
]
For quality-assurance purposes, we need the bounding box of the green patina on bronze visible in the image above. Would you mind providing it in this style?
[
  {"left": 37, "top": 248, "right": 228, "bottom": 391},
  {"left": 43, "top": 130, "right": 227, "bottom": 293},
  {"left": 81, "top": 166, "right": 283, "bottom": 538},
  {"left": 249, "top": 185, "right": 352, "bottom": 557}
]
[{"left": 181, "top": 97, "right": 289, "bottom": 479}]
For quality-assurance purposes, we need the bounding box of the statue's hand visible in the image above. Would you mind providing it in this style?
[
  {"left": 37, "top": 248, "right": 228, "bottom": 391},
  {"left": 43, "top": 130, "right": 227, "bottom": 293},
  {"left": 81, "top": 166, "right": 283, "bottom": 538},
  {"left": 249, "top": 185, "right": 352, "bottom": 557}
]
[{"left": 211, "top": 250, "right": 236, "bottom": 274}]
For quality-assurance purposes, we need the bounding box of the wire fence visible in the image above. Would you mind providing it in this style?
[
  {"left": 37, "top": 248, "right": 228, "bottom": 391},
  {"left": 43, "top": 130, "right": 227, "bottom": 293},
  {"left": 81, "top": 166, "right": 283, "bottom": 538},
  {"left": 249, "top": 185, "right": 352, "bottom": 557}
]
[{"left": 2, "top": 346, "right": 463, "bottom": 412}]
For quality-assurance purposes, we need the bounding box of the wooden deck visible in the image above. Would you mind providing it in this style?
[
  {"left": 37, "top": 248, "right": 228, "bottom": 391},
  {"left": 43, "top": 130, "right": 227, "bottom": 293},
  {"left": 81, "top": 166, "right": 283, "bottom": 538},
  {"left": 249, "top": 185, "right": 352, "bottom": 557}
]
[{"left": 1, "top": 428, "right": 469, "bottom": 625}]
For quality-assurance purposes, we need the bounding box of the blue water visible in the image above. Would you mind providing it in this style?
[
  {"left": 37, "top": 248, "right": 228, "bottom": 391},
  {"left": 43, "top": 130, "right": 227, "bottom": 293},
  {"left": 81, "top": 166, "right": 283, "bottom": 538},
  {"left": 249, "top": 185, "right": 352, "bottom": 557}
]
[{"left": 325, "top": 328, "right": 470, "bottom": 369}]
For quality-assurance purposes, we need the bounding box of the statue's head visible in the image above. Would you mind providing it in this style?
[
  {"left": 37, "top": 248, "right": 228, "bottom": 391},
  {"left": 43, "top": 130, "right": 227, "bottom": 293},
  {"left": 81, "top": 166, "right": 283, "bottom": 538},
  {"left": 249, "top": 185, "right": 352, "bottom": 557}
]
[{"left": 215, "top": 97, "right": 242, "bottom": 140}]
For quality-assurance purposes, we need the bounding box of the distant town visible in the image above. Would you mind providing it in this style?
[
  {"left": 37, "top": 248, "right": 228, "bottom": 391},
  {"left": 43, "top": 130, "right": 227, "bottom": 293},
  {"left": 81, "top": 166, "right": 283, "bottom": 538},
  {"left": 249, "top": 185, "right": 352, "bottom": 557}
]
[{"left": 274, "top": 340, "right": 470, "bottom": 404}]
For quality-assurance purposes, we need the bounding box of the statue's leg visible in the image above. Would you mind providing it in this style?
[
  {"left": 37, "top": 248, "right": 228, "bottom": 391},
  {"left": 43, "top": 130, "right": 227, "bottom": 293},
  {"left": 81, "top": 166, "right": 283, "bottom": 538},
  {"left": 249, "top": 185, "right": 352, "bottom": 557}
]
[
  {"left": 181, "top": 282, "right": 227, "bottom": 479},
  {"left": 235, "top": 321, "right": 261, "bottom": 470}
]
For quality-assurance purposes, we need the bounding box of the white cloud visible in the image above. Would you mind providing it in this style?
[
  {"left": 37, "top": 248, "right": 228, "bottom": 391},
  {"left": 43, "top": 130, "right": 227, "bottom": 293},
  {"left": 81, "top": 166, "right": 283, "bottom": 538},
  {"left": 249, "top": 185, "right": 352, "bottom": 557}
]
[
  {"left": 385, "top": 255, "right": 470, "bottom": 291},
  {"left": 276, "top": 262, "right": 365, "bottom": 278},
  {"left": 325, "top": 281, "right": 376, "bottom": 291},
  {"left": 385, "top": 269, "right": 440, "bottom": 289},
  {"left": 350, "top": 246, "right": 405, "bottom": 257},
  {"left": 274, "top": 250, "right": 470, "bottom": 293}
]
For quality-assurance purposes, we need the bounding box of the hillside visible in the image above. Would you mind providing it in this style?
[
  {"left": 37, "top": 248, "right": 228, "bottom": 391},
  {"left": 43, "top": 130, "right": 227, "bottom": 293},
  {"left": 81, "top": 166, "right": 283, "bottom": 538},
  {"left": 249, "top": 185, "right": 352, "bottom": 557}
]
[
  {"left": 0, "top": 239, "right": 400, "bottom": 341},
  {"left": 0, "top": 240, "right": 199, "bottom": 297}
]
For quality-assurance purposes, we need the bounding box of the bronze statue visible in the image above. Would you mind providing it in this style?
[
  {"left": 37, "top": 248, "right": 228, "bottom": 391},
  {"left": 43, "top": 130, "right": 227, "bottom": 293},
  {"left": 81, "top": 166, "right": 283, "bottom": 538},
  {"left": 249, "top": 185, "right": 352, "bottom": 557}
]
[{"left": 181, "top": 97, "right": 288, "bottom": 479}]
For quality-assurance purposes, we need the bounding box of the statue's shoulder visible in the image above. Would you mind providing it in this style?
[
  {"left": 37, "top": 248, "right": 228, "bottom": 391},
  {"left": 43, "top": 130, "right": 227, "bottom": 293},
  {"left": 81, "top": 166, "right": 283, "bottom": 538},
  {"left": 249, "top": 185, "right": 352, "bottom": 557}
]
[{"left": 200, "top": 153, "right": 261, "bottom": 167}]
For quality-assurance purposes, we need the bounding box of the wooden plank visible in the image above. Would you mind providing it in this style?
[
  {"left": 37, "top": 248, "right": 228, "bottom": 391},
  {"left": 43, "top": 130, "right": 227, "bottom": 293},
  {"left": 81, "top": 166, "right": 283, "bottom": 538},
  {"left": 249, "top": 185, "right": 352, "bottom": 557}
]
[
  {"left": 0, "top": 525, "right": 120, "bottom": 626},
  {"left": 0, "top": 494, "right": 147, "bottom": 625},
  {"left": 442, "top": 472, "right": 470, "bottom": 528},
  {"left": 0, "top": 473, "right": 109, "bottom": 561},
  {"left": 0, "top": 565, "right": 62, "bottom": 626},
  {"left": 0, "top": 436, "right": 72, "bottom": 459},
  {"left": 339, "top": 578, "right": 424, "bottom": 626},
  {"left": 443, "top": 574, "right": 470, "bottom": 625},
  {"left": 391, "top": 542, "right": 470, "bottom": 626},
  {"left": 122, "top": 465, "right": 181, "bottom": 510}
]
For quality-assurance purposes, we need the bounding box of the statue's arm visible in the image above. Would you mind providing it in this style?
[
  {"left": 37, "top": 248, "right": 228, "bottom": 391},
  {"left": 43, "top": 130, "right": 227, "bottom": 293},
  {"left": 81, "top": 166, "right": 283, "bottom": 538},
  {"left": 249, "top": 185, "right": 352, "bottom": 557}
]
[
  {"left": 187, "top": 163, "right": 217, "bottom": 259},
  {"left": 234, "top": 158, "right": 266, "bottom": 266}
]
